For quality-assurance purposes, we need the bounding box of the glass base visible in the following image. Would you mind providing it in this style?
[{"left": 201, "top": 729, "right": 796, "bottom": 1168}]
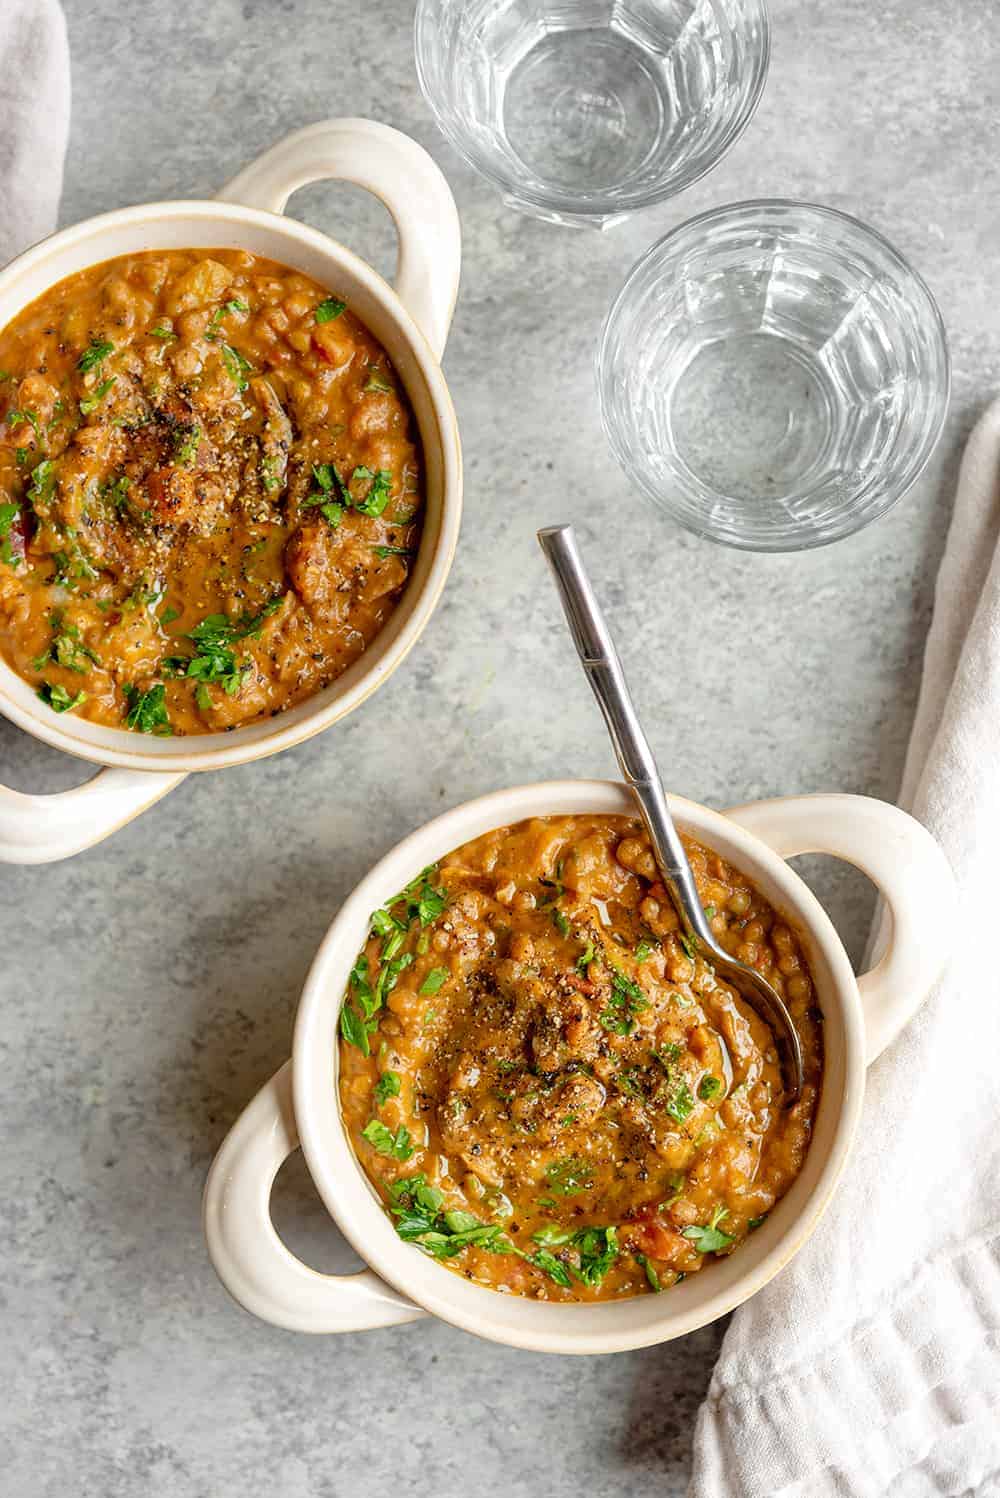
[
  {"left": 503, "top": 27, "right": 666, "bottom": 194},
  {"left": 668, "top": 334, "right": 837, "bottom": 504}
]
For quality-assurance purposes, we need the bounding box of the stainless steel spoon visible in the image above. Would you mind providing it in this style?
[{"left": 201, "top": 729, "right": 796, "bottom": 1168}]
[{"left": 538, "top": 523, "right": 804, "bottom": 1106}]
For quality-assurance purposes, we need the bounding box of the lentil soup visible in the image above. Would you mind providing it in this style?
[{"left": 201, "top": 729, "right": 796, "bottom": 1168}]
[
  {"left": 0, "top": 249, "right": 422, "bottom": 735},
  {"left": 338, "top": 814, "right": 823, "bottom": 1303}
]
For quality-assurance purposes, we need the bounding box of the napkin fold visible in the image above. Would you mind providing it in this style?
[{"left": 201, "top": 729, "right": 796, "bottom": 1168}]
[
  {"left": 0, "top": 0, "right": 70, "bottom": 266},
  {"left": 690, "top": 402, "right": 1000, "bottom": 1498}
]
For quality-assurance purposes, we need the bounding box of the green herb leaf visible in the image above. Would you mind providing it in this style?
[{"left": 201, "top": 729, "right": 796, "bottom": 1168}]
[
  {"left": 27, "top": 458, "right": 56, "bottom": 512},
  {"left": 361, "top": 1119, "right": 414, "bottom": 1161},
  {"left": 6, "top": 408, "right": 41, "bottom": 439},
  {"left": 80, "top": 377, "right": 116, "bottom": 415},
  {"left": 220, "top": 343, "right": 253, "bottom": 391},
  {"left": 635, "top": 1252, "right": 661, "bottom": 1292},
  {"left": 573, "top": 1225, "right": 619, "bottom": 1288},
  {"left": 635, "top": 940, "right": 655, "bottom": 962},
  {"left": 350, "top": 466, "right": 393, "bottom": 517},
  {"left": 77, "top": 338, "right": 114, "bottom": 373},
  {"left": 315, "top": 297, "right": 346, "bottom": 324},
  {"left": 37, "top": 681, "right": 85, "bottom": 713},
  {"left": 364, "top": 368, "right": 392, "bottom": 393},
  {"left": 374, "top": 1070, "right": 401, "bottom": 1106},
  {"left": 682, "top": 1205, "right": 734, "bottom": 1254},
  {"left": 149, "top": 324, "right": 176, "bottom": 341},
  {"left": 173, "top": 424, "right": 201, "bottom": 467},
  {"left": 0, "top": 501, "right": 20, "bottom": 565},
  {"left": 679, "top": 931, "right": 698, "bottom": 962},
  {"left": 698, "top": 1074, "right": 724, "bottom": 1102},
  {"left": 419, "top": 968, "right": 448, "bottom": 995},
  {"left": 529, "top": 1250, "right": 572, "bottom": 1288},
  {"left": 123, "top": 682, "right": 171, "bottom": 735},
  {"left": 372, "top": 544, "right": 412, "bottom": 559},
  {"left": 339, "top": 1001, "right": 369, "bottom": 1055},
  {"left": 543, "top": 1156, "right": 594, "bottom": 1197},
  {"left": 747, "top": 1215, "right": 767, "bottom": 1231},
  {"left": 532, "top": 1224, "right": 575, "bottom": 1247}
]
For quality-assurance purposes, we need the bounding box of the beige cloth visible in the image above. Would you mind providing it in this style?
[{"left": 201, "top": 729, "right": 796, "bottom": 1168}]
[
  {"left": 0, "top": 0, "right": 70, "bottom": 266},
  {"left": 689, "top": 402, "right": 1000, "bottom": 1497}
]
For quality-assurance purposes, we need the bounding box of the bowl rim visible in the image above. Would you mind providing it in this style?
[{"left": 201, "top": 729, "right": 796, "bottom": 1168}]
[
  {"left": 0, "top": 199, "right": 462, "bottom": 771},
  {"left": 292, "top": 778, "right": 866, "bottom": 1354},
  {"left": 413, "top": 0, "right": 772, "bottom": 222},
  {"left": 596, "top": 196, "right": 951, "bottom": 552}
]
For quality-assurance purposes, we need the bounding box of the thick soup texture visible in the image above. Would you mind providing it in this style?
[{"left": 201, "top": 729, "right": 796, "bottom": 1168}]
[
  {"left": 339, "top": 815, "right": 823, "bottom": 1302},
  {"left": 0, "top": 250, "right": 422, "bottom": 735}
]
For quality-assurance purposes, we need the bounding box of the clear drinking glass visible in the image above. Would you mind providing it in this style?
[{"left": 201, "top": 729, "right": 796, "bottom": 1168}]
[
  {"left": 598, "top": 201, "right": 950, "bottom": 550},
  {"left": 414, "top": 0, "right": 770, "bottom": 227}
]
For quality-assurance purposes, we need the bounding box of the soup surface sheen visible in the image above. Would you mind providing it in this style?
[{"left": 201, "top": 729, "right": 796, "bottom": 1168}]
[
  {"left": 339, "top": 814, "right": 823, "bottom": 1302},
  {"left": 0, "top": 249, "right": 422, "bottom": 735}
]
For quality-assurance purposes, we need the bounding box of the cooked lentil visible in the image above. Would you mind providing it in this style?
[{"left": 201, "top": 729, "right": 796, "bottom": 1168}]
[
  {"left": 338, "top": 814, "right": 823, "bottom": 1303},
  {"left": 0, "top": 249, "right": 422, "bottom": 734}
]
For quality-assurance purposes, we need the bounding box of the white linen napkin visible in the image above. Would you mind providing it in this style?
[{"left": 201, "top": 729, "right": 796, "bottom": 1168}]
[
  {"left": 0, "top": 0, "right": 70, "bottom": 266},
  {"left": 689, "top": 401, "right": 1000, "bottom": 1498}
]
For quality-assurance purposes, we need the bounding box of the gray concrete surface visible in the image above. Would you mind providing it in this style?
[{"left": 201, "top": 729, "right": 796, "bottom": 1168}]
[{"left": 2, "top": 1, "right": 996, "bottom": 1493}]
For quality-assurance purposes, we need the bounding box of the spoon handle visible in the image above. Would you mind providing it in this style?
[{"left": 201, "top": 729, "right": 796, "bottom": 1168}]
[{"left": 537, "top": 525, "right": 711, "bottom": 946}]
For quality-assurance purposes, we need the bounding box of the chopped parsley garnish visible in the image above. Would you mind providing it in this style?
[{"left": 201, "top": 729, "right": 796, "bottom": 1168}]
[
  {"left": 598, "top": 968, "right": 649, "bottom": 1036},
  {"left": 679, "top": 931, "right": 698, "bottom": 962},
  {"left": 160, "top": 606, "right": 179, "bottom": 626},
  {"left": 77, "top": 338, "right": 114, "bottom": 373},
  {"left": 351, "top": 466, "right": 393, "bottom": 516},
  {"left": 635, "top": 1252, "right": 661, "bottom": 1292},
  {"left": 340, "top": 866, "right": 448, "bottom": 1054},
  {"left": 747, "top": 1215, "right": 767, "bottom": 1231},
  {"left": 576, "top": 941, "right": 596, "bottom": 974},
  {"left": 149, "top": 324, "right": 176, "bottom": 341},
  {"left": 364, "top": 368, "right": 392, "bottom": 393},
  {"left": 543, "top": 1155, "right": 594, "bottom": 1197},
  {"left": 387, "top": 1175, "right": 510, "bottom": 1259},
  {"left": 525, "top": 1224, "right": 618, "bottom": 1288},
  {"left": 372, "top": 544, "right": 413, "bottom": 559},
  {"left": 27, "top": 458, "right": 56, "bottom": 512},
  {"left": 52, "top": 531, "right": 99, "bottom": 586},
  {"left": 37, "top": 682, "right": 85, "bottom": 714},
  {"left": 173, "top": 425, "right": 201, "bottom": 467},
  {"left": 374, "top": 1070, "right": 401, "bottom": 1106},
  {"left": 101, "top": 474, "right": 131, "bottom": 510},
  {"left": 703, "top": 905, "right": 717, "bottom": 920},
  {"left": 123, "top": 682, "right": 171, "bottom": 735},
  {"left": 80, "top": 377, "right": 116, "bottom": 415},
  {"left": 552, "top": 907, "right": 570, "bottom": 938},
  {"left": 361, "top": 1119, "right": 414, "bottom": 1161},
  {"left": 418, "top": 968, "right": 448, "bottom": 995},
  {"left": 699, "top": 1074, "right": 724, "bottom": 1101},
  {"left": 315, "top": 297, "right": 346, "bottom": 323},
  {"left": 205, "top": 300, "right": 249, "bottom": 339},
  {"left": 220, "top": 343, "right": 253, "bottom": 391},
  {"left": 682, "top": 1205, "right": 734, "bottom": 1254},
  {"left": 163, "top": 600, "right": 281, "bottom": 698},
  {"left": 6, "top": 408, "right": 40, "bottom": 439},
  {"left": 0, "top": 502, "right": 20, "bottom": 564},
  {"left": 635, "top": 940, "right": 655, "bottom": 962},
  {"left": 34, "top": 616, "right": 99, "bottom": 674}
]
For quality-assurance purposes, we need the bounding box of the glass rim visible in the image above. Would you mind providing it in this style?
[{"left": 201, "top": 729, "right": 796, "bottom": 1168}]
[
  {"left": 597, "top": 197, "right": 952, "bottom": 552},
  {"left": 413, "top": 0, "right": 772, "bottom": 222}
]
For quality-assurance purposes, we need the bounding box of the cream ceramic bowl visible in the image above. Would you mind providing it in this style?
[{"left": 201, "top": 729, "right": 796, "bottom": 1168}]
[
  {"left": 0, "top": 119, "right": 462, "bottom": 864},
  {"left": 203, "top": 779, "right": 955, "bottom": 1354}
]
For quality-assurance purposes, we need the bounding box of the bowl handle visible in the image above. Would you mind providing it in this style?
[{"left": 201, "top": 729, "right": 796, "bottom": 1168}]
[
  {"left": 218, "top": 118, "right": 461, "bottom": 360},
  {"left": 0, "top": 768, "right": 185, "bottom": 865},
  {"left": 203, "top": 1059, "right": 425, "bottom": 1333},
  {"left": 724, "top": 794, "right": 956, "bottom": 1064}
]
